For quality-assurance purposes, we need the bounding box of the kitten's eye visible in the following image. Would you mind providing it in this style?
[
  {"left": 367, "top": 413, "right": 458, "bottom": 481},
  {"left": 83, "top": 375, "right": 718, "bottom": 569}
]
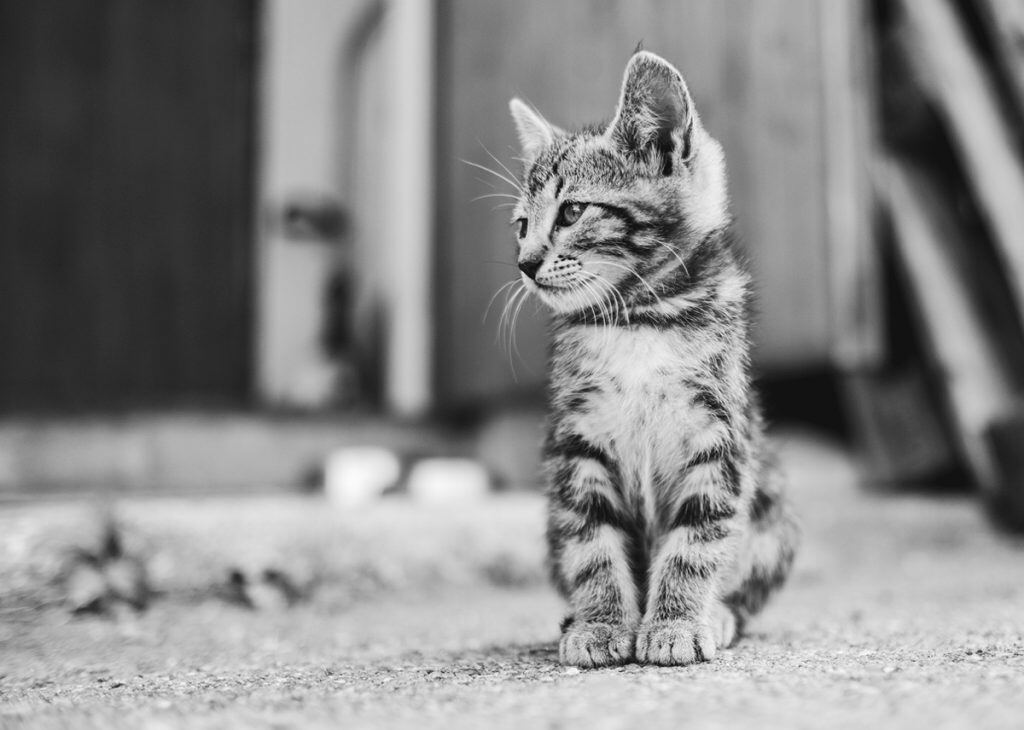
[
  {"left": 516, "top": 218, "right": 528, "bottom": 239},
  {"left": 556, "top": 201, "right": 588, "bottom": 227}
]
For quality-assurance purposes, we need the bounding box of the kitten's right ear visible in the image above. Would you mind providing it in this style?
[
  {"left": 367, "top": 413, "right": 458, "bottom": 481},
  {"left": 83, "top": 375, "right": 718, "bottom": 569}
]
[
  {"left": 509, "top": 98, "right": 559, "bottom": 166},
  {"left": 605, "top": 51, "right": 696, "bottom": 172}
]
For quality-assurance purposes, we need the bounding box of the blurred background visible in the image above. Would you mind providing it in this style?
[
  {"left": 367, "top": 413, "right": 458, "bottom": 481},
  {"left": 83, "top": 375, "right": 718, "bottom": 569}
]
[
  {"left": 3, "top": 0, "right": 1024, "bottom": 586},
  {"left": 3, "top": 1, "right": 1024, "bottom": 724}
]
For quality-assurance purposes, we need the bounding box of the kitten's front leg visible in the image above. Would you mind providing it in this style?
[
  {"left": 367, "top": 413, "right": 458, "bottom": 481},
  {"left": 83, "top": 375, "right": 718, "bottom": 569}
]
[
  {"left": 637, "top": 443, "right": 742, "bottom": 666},
  {"left": 547, "top": 436, "right": 641, "bottom": 668}
]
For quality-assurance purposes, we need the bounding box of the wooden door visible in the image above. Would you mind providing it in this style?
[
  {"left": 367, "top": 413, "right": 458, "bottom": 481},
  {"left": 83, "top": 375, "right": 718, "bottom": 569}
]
[
  {"left": 436, "top": 0, "right": 834, "bottom": 409},
  {"left": 0, "top": 0, "right": 258, "bottom": 411}
]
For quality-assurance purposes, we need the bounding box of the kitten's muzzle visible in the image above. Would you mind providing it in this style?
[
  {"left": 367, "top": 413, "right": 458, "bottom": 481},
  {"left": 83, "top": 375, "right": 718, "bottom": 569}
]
[{"left": 521, "top": 254, "right": 582, "bottom": 289}]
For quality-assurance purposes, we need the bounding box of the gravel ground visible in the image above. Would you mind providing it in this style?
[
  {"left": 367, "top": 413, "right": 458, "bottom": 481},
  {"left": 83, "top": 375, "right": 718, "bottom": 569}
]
[{"left": 1, "top": 433, "right": 1023, "bottom": 729}]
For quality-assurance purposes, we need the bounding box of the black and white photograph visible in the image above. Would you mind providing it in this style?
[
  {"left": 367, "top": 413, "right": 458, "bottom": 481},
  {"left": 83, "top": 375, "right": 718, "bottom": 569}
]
[{"left": 1, "top": 1, "right": 1023, "bottom": 728}]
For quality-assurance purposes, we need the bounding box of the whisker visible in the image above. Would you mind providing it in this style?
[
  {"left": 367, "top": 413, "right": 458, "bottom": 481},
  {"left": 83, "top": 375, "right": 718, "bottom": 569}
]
[
  {"left": 497, "top": 284, "right": 526, "bottom": 348},
  {"left": 584, "top": 274, "right": 617, "bottom": 346},
  {"left": 601, "top": 274, "right": 629, "bottom": 326},
  {"left": 576, "top": 274, "right": 613, "bottom": 350},
  {"left": 509, "top": 284, "right": 531, "bottom": 368},
  {"left": 460, "top": 158, "right": 524, "bottom": 194},
  {"left": 595, "top": 277, "right": 617, "bottom": 348},
  {"left": 585, "top": 271, "right": 629, "bottom": 328},
  {"left": 483, "top": 279, "right": 519, "bottom": 324},
  {"left": 471, "top": 192, "right": 520, "bottom": 202},
  {"left": 599, "top": 261, "right": 662, "bottom": 304},
  {"left": 478, "top": 142, "right": 526, "bottom": 195},
  {"left": 581, "top": 274, "right": 602, "bottom": 319},
  {"left": 502, "top": 286, "right": 526, "bottom": 377},
  {"left": 577, "top": 277, "right": 602, "bottom": 327},
  {"left": 474, "top": 176, "right": 501, "bottom": 190},
  {"left": 504, "top": 285, "right": 529, "bottom": 351},
  {"left": 588, "top": 279, "right": 614, "bottom": 348},
  {"left": 654, "top": 240, "right": 689, "bottom": 275}
]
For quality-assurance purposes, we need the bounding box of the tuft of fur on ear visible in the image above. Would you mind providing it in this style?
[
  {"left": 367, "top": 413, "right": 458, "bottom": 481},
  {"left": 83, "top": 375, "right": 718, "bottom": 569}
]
[
  {"left": 605, "top": 51, "right": 696, "bottom": 174},
  {"left": 509, "top": 98, "right": 560, "bottom": 166}
]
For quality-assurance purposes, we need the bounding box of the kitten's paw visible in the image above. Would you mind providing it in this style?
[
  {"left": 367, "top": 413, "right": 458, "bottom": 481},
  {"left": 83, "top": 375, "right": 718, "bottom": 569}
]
[
  {"left": 559, "top": 622, "right": 635, "bottom": 668},
  {"left": 635, "top": 619, "right": 717, "bottom": 666}
]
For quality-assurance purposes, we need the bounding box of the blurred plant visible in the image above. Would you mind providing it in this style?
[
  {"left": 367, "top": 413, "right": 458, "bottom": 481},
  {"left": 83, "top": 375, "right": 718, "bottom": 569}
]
[{"left": 65, "top": 516, "right": 149, "bottom": 615}]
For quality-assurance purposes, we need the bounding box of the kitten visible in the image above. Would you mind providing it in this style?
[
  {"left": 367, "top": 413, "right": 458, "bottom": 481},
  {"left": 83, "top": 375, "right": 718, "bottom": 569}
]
[{"left": 507, "top": 51, "right": 799, "bottom": 667}]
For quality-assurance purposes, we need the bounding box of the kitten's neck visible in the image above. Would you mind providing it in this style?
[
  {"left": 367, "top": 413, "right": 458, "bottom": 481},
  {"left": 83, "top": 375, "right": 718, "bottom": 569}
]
[{"left": 557, "top": 224, "right": 747, "bottom": 330}]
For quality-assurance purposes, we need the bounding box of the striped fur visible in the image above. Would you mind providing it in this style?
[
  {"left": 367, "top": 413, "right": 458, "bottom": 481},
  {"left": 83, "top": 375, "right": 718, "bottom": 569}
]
[{"left": 508, "top": 51, "right": 799, "bottom": 667}]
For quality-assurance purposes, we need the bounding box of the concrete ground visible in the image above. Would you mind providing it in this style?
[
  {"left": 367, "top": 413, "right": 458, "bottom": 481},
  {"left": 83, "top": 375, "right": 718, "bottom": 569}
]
[{"left": 1, "top": 433, "right": 1023, "bottom": 729}]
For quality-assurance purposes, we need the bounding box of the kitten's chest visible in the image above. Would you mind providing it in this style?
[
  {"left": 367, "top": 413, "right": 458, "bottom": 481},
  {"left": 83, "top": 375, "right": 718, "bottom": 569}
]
[
  {"left": 554, "top": 326, "right": 717, "bottom": 473},
  {"left": 586, "top": 329, "right": 688, "bottom": 413}
]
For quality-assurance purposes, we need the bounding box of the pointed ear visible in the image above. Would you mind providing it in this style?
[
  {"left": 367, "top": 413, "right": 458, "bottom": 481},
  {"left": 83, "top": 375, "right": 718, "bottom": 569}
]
[
  {"left": 605, "top": 51, "right": 696, "bottom": 172},
  {"left": 509, "top": 98, "right": 559, "bottom": 165}
]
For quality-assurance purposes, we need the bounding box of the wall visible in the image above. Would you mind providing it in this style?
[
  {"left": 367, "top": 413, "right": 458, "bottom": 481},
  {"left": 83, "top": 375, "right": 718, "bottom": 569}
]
[
  {"left": 0, "top": 0, "right": 257, "bottom": 411},
  {"left": 435, "top": 0, "right": 864, "bottom": 409}
]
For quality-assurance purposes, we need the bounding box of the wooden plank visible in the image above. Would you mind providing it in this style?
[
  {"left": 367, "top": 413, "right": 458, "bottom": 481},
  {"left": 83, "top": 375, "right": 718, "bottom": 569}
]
[
  {"left": 897, "top": 0, "right": 1024, "bottom": 326},
  {"left": 843, "top": 370, "right": 959, "bottom": 485},
  {"left": 435, "top": 0, "right": 833, "bottom": 408},
  {"left": 986, "top": 412, "right": 1024, "bottom": 529},
  {"left": 821, "top": 0, "right": 884, "bottom": 371},
  {"left": 744, "top": 0, "right": 831, "bottom": 373},
  {"left": 879, "top": 158, "right": 1017, "bottom": 490},
  {"left": 970, "top": 0, "right": 1024, "bottom": 124},
  {"left": 382, "top": 0, "right": 436, "bottom": 416},
  {"left": 0, "top": 0, "right": 257, "bottom": 411}
]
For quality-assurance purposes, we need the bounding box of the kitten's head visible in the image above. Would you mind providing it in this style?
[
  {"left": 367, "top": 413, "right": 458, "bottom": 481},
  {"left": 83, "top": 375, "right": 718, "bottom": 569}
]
[{"left": 508, "top": 51, "right": 730, "bottom": 315}]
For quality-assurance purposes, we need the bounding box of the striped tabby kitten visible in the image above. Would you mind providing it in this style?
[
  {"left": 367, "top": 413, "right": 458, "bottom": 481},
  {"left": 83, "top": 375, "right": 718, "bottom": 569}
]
[{"left": 508, "top": 51, "right": 799, "bottom": 667}]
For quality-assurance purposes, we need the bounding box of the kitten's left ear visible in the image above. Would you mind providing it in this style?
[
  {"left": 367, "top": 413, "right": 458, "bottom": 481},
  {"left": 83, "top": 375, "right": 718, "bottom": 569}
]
[
  {"left": 509, "top": 98, "right": 560, "bottom": 166},
  {"left": 605, "top": 51, "right": 697, "bottom": 172}
]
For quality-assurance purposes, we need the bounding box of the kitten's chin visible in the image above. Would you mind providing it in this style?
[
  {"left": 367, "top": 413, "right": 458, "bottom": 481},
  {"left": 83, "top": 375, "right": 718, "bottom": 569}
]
[
  {"left": 528, "top": 282, "right": 578, "bottom": 314},
  {"left": 528, "top": 280, "right": 593, "bottom": 315}
]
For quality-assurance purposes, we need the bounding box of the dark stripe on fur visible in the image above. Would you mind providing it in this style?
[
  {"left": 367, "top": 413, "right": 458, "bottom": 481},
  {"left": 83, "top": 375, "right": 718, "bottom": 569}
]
[
  {"left": 723, "top": 456, "right": 742, "bottom": 496},
  {"left": 670, "top": 493, "right": 737, "bottom": 531},
  {"left": 571, "top": 557, "right": 614, "bottom": 592},
  {"left": 549, "top": 458, "right": 632, "bottom": 536},
  {"left": 749, "top": 487, "right": 777, "bottom": 523},
  {"left": 688, "top": 443, "right": 728, "bottom": 467},
  {"left": 651, "top": 556, "right": 716, "bottom": 620},
  {"left": 639, "top": 309, "right": 716, "bottom": 329},
  {"left": 665, "top": 556, "right": 715, "bottom": 583},
  {"left": 547, "top": 433, "right": 615, "bottom": 473},
  {"left": 591, "top": 202, "right": 640, "bottom": 231},
  {"left": 529, "top": 142, "right": 573, "bottom": 195},
  {"left": 724, "top": 547, "right": 796, "bottom": 620},
  {"left": 563, "top": 303, "right": 717, "bottom": 329},
  {"left": 579, "top": 582, "right": 625, "bottom": 623},
  {"left": 562, "top": 389, "right": 596, "bottom": 412},
  {"left": 707, "top": 352, "right": 728, "bottom": 380},
  {"left": 571, "top": 490, "right": 633, "bottom": 534},
  {"left": 586, "top": 241, "right": 633, "bottom": 258},
  {"left": 688, "top": 383, "right": 730, "bottom": 423},
  {"left": 693, "top": 521, "right": 732, "bottom": 542}
]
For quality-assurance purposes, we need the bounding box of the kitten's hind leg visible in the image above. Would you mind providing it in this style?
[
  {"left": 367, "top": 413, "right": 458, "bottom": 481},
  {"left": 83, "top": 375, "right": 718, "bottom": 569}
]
[{"left": 721, "top": 469, "right": 799, "bottom": 634}]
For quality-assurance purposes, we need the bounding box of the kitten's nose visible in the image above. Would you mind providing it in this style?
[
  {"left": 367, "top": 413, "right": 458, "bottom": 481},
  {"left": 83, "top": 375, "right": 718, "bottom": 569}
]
[{"left": 518, "top": 257, "right": 543, "bottom": 280}]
